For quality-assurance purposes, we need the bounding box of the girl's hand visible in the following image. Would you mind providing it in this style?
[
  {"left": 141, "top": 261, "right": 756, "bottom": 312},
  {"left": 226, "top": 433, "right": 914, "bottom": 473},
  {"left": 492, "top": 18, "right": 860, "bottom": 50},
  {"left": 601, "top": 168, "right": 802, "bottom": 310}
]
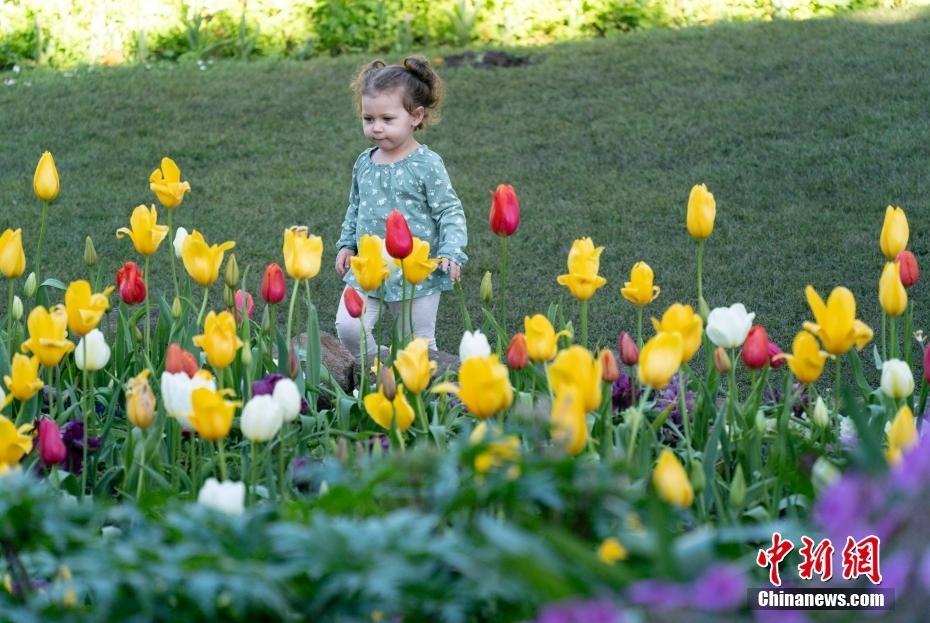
[
  {"left": 335, "top": 248, "right": 355, "bottom": 277},
  {"left": 439, "top": 259, "right": 461, "bottom": 283}
]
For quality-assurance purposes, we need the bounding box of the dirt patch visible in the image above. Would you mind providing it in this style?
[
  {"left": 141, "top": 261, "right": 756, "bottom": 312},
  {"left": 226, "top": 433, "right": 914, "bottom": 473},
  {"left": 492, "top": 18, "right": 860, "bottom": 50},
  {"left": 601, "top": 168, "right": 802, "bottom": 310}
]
[{"left": 442, "top": 50, "right": 532, "bottom": 69}]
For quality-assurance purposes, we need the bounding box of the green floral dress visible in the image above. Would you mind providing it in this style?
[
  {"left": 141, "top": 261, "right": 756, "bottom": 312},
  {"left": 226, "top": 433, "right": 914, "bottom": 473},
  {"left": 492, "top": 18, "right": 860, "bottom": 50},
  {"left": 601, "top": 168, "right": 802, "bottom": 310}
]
[{"left": 337, "top": 145, "right": 468, "bottom": 302}]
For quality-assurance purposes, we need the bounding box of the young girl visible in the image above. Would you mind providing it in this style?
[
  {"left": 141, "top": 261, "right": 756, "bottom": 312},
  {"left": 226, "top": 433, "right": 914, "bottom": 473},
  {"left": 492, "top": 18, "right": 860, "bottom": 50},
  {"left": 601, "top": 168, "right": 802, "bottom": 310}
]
[{"left": 334, "top": 56, "right": 468, "bottom": 357}]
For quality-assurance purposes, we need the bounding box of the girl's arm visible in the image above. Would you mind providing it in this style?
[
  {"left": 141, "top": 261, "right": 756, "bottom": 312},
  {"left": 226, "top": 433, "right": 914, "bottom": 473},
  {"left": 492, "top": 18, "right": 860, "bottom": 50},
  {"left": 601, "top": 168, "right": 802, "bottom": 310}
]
[
  {"left": 426, "top": 159, "right": 468, "bottom": 267},
  {"left": 336, "top": 161, "right": 362, "bottom": 252}
]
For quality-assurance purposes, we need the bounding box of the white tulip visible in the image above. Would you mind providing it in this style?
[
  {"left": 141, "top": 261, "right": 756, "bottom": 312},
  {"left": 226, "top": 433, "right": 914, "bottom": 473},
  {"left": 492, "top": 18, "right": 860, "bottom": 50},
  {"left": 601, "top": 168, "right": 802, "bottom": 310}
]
[
  {"left": 706, "top": 303, "right": 755, "bottom": 349},
  {"left": 811, "top": 396, "right": 830, "bottom": 429},
  {"left": 459, "top": 329, "right": 491, "bottom": 361},
  {"left": 173, "top": 227, "right": 189, "bottom": 259},
  {"left": 240, "top": 395, "right": 283, "bottom": 442},
  {"left": 197, "top": 478, "right": 245, "bottom": 515},
  {"left": 160, "top": 370, "right": 216, "bottom": 430},
  {"left": 881, "top": 359, "right": 914, "bottom": 399},
  {"left": 272, "top": 377, "right": 302, "bottom": 422},
  {"left": 75, "top": 329, "right": 111, "bottom": 371}
]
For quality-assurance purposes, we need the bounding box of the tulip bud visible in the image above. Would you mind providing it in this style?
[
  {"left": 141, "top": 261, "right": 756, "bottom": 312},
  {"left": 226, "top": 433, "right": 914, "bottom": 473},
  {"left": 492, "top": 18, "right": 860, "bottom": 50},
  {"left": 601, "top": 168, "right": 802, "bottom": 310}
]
[
  {"left": 811, "top": 396, "right": 829, "bottom": 429},
  {"left": 729, "top": 464, "right": 746, "bottom": 510},
  {"left": 224, "top": 285, "right": 235, "bottom": 309},
  {"left": 241, "top": 345, "right": 252, "bottom": 366},
  {"left": 83, "top": 236, "right": 97, "bottom": 267},
  {"left": 714, "top": 346, "right": 731, "bottom": 373},
  {"left": 698, "top": 296, "right": 710, "bottom": 322},
  {"left": 489, "top": 184, "right": 520, "bottom": 237},
  {"left": 116, "top": 261, "right": 147, "bottom": 305},
  {"left": 33, "top": 151, "right": 60, "bottom": 203},
  {"left": 336, "top": 437, "right": 349, "bottom": 463},
  {"left": 272, "top": 377, "right": 302, "bottom": 422},
  {"left": 224, "top": 254, "right": 239, "bottom": 289},
  {"left": 897, "top": 250, "right": 919, "bottom": 288},
  {"left": 234, "top": 289, "right": 254, "bottom": 323},
  {"left": 288, "top": 343, "right": 299, "bottom": 379},
  {"left": 165, "top": 343, "right": 199, "bottom": 377},
  {"left": 261, "top": 262, "right": 287, "bottom": 304},
  {"left": 506, "top": 333, "right": 529, "bottom": 370},
  {"left": 879, "top": 261, "right": 907, "bottom": 317},
  {"left": 459, "top": 329, "right": 491, "bottom": 361},
  {"left": 767, "top": 340, "right": 784, "bottom": 368},
  {"left": 741, "top": 325, "right": 769, "bottom": 370},
  {"left": 125, "top": 370, "right": 156, "bottom": 430},
  {"left": 23, "top": 272, "right": 37, "bottom": 299},
  {"left": 755, "top": 409, "right": 767, "bottom": 434},
  {"left": 689, "top": 459, "right": 705, "bottom": 493},
  {"left": 385, "top": 210, "right": 413, "bottom": 259},
  {"left": 173, "top": 226, "right": 189, "bottom": 259},
  {"left": 37, "top": 418, "right": 67, "bottom": 465},
  {"left": 618, "top": 331, "right": 638, "bottom": 366},
  {"left": 599, "top": 349, "right": 619, "bottom": 383},
  {"left": 262, "top": 305, "right": 273, "bottom": 333},
  {"left": 240, "top": 395, "right": 283, "bottom": 442},
  {"left": 75, "top": 329, "right": 111, "bottom": 371},
  {"left": 480, "top": 271, "right": 493, "bottom": 305},
  {"left": 343, "top": 287, "right": 364, "bottom": 319},
  {"left": 197, "top": 478, "right": 245, "bottom": 516},
  {"left": 811, "top": 457, "right": 840, "bottom": 493},
  {"left": 880, "top": 359, "right": 914, "bottom": 399},
  {"left": 172, "top": 296, "right": 182, "bottom": 319},
  {"left": 379, "top": 365, "right": 397, "bottom": 400},
  {"left": 11, "top": 295, "right": 22, "bottom": 321},
  {"left": 132, "top": 325, "right": 143, "bottom": 343}
]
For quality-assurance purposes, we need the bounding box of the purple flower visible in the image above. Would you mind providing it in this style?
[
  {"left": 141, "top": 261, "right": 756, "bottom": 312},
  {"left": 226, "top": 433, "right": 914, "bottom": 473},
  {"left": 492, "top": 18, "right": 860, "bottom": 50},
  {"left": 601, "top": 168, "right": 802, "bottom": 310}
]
[
  {"left": 653, "top": 374, "right": 695, "bottom": 428},
  {"left": 535, "top": 599, "right": 625, "bottom": 623},
  {"left": 893, "top": 428, "right": 930, "bottom": 492},
  {"left": 252, "top": 373, "right": 310, "bottom": 414},
  {"left": 763, "top": 382, "right": 807, "bottom": 418},
  {"left": 60, "top": 419, "right": 101, "bottom": 475},
  {"left": 754, "top": 610, "right": 810, "bottom": 623},
  {"left": 880, "top": 551, "right": 913, "bottom": 593},
  {"left": 627, "top": 579, "right": 688, "bottom": 610},
  {"left": 611, "top": 371, "right": 639, "bottom": 411},
  {"left": 918, "top": 548, "right": 930, "bottom": 591},
  {"left": 690, "top": 564, "right": 748, "bottom": 612},
  {"left": 813, "top": 473, "right": 886, "bottom": 542}
]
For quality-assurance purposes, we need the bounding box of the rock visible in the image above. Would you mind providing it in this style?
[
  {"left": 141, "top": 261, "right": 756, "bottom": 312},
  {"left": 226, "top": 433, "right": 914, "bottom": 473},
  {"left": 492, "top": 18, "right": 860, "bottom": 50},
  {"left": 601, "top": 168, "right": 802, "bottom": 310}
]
[{"left": 297, "top": 331, "right": 356, "bottom": 394}]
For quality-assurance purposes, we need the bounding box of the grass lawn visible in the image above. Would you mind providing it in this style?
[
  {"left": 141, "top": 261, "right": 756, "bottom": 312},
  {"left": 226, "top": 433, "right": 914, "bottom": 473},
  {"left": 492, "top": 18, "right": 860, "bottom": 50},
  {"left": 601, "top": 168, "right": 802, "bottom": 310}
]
[{"left": 2, "top": 7, "right": 930, "bottom": 353}]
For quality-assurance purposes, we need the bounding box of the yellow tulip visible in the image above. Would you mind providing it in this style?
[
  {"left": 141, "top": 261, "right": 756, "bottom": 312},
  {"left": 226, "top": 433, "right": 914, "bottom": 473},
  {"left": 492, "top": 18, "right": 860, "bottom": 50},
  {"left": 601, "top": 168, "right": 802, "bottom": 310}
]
[
  {"left": 524, "top": 314, "right": 568, "bottom": 362},
  {"left": 651, "top": 303, "right": 703, "bottom": 363},
  {"left": 597, "top": 537, "right": 628, "bottom": 565},
  {"left": 781, "top": 330, "right": 828, "bottom": 385},
  {"left": 433, "top": 355, "right": 513, "bottom": 419},
  {"left": 470, "top": 422, "right": 521, "bottom": 474},
  {"left": 193, "top": 311, "right": 243, "bottom": 369},
  {"left": 64, "top": 280, "right": 114, "bottom": 336},
  {"left": 364, "top": 383, "right": 415, "bottom": 432},
  {"left": 686, "top": 183, "right": 715, "bottom": 240},
  {"left": 283, "top": 226, "right": 323, "bottom": 281},
  {"left": 0, "top": 229, "right": 26, "bottom": 279},
  {"left": 638, "top": 332, "right": 684, "bottom": 390},
  {"left": 556, "top": 237, "right": 607, "bottom": 301},
  {"left": 125, "top": 370, "right": 156, "bottom": 430},
  {"left": 3, "top": 354, "right": 43, "bottom": 402},
  {"left": 181, "top": 230, "right": 236, "bottom": 287},
  {"left": 879, "top": 261, "right": 907, "bottom": 317},
  {"left": 803, "top": 285, "right": 873, "bottom": 355},
  {"left": 550, "top": 386, "right": 588, "bottom": 455},
  {"left": 350, "top": 235, "right": 390, "bottom": 292},
  {"left": 149, "top": 157, "right": 191, "bottom": 209},
  {"left": 116, "top": 205, "right": 169, "bottom": 256},
  {"left": 879, "top": 205, "right": 908, "bottom": 260},
  {"left": 547, "top": 345, "right": 602, "bottom": 412},
  {"left": 393, "top": 338, "right": 436, "bottom": 394},
  {"left": 21, "top": 305, "right": 75, "bottom": 367},
  {"left": 0, "top": 416, "right": 33, "bottom": 473},
  {"left": 620, "top": 261, "right": 659, "bottom": 306},
  {"left": 653, "top": 448, "right": 694, "bottom": 507},
  {"left": 397, "top": 237, "right": 438, "bottom": 284},
  {"left": 886, "top": 404, "right": 917, "bottom": 464},
  {"left": 189, "top": 387, "right": 239, "bottom": 441},
  {"left": 33, "top": 151, "right": 60, "bottom": 203}
]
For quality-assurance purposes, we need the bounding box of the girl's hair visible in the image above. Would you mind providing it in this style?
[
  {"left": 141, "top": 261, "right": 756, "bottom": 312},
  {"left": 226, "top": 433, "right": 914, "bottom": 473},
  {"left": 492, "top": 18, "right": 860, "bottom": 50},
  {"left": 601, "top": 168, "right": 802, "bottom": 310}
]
[{"left": 351, "top": 56, "right": 444, "bottom": 130}]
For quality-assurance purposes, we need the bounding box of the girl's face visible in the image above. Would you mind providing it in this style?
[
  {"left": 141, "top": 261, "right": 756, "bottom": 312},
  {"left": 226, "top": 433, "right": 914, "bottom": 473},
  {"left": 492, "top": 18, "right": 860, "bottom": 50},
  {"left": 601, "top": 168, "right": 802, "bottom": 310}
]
[{"left": 361, "top": 89, "right": 424, "bottom": 156}]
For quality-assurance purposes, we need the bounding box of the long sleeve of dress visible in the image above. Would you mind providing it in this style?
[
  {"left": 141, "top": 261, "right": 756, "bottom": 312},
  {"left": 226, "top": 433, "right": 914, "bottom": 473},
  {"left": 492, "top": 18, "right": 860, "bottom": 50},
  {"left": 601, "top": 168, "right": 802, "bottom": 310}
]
[{"left": 425, "top": 157, "right": 468, "bottom": 266}]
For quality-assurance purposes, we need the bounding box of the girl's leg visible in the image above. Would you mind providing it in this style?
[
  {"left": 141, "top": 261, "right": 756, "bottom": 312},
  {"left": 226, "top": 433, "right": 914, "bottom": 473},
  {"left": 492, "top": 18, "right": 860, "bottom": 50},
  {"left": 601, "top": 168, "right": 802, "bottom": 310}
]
[
  {"left": 334, "top": 287, "right": 380, "bottom": 359},
  {"left": 409, "top": 293, "right": 441, "bottom": 351}
]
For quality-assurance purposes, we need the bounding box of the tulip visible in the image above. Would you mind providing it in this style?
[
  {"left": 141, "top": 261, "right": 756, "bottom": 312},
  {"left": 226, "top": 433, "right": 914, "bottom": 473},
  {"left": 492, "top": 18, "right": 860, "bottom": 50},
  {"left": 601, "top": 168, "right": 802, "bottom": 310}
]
[
  {"left": 193, "top": 311, "right": 243, "bottom": 369},
  {"left": 343, "top": 286, "right": 364, "bottom": 319},
  {"left": 803, "top": 286, "right": 873, "bottom": 355},
  {"left": 84, "top": 236, "right": 97, "bottom": 268},
  {"left": 64, "top": 280, "right": 114, "bottom": 337},
  {"left": 116, "top": 261, "right": 146, "bottom": 305},
  {"left": 600, "top": 349, "right": 619, "bottom": 383},
  {"left": 189, "top": 387, "right": 240, "bottom": 441},
  {"left": 548, "top": 346, "right": 602, "bottom": 412},
  {"left": 350, "top": 235, "right": 390, "bottom": 292},
  {"left": 165, "top": 343, "right": 199, "bottom": 377},
  {"left": 283, "top": 226, "right": 323, "bottom": 281},
  {"left": 0, "top": 229, "right": 25, "bottom": 279},
  {"left": 33, "top": 151, "right": 60, "bottom": 202},
  {"left": 706, "top": 303, "right": 755, "bottom": 349},
  {"left": 234, "top": 289, "right": 254, "bottom": 322},
  {"left": 729, "top": 464, "right": 747, "bottom": 509},
  {"left": 23, "top": 272, "right": 36, "bottom": 300},
  {"left": 37, "top": 418, "right": 66, "bottom": 465},
  {"left": 21, "top": 305, "right": 74, "bottom": 367},
  {"left": 480, "top": 271, "right": 493, "bottom": 305},
  {"left": 261, "top": 263, "right": 287, "bottom": 304},
  {"left": 471, "top": 423, "right": 520, "bottom": 475},
  {"left": 653, "top": 448, "right": 694, "bottom": 507},
  {"left": 161, "top": 370, "right": 216, "bottom": 430},
  {"left": 397, "top": 237, "right": 438, "bottom": 284},
  {"left": 781, "top": 330, "right": 828, "bottom": 385},
  {"left": 489, "top": 184, "right": 520, "bottom": 237},
  {"left": 618, "top": 331, "right": 638, "bottom": 366},
  {"left": 394, "top": 338, "right": 436, "bottom": 394},
  {"left": 886, "top": 404, "right": 917, "bottom": 463},
  {"left": 364, "top": 384, "right": 416, "bottom": 432},
  {"left": 432, "top": 355, "right": 513, "bottom": 419},
  {"left": 714, "top": 346, "right": 731, "bottom": 374},
  {"left": 686, "top": 183, "right": 715, "bottom": 240},
  {"left": 506, "top": 333, "right": 529, "bottom": 370},
  {"left": 879, "top": 261, "right": 907, "bottom": 317},
  {"left": 173, "top": 227, "right": 189, "bottom": 259},
  {"left": 197, "top": 478, "right": 245, "bottom": 515},
  {"left": 651, "top": 303, "right": 703, "bottom": 363},
  {"left": 125, "top": 370, "right": 156, "bottom": 429},
  {"left": 149, "top": 157, "right": 191, "bottom": 209},
  {"left": 240, "top": 395, "right": 283, "bottom": 442},
  {"left": 0, "top": 415, "right": 33, "bottom": 472},
  {"left": 556, "top": 237, "right": 607, "bottom": 301},
  {"left": 638, "top": 332, "right": 684, "bottom": 389},
  {"left": 550, "top": 387, "right": 588, "bottom": 455},
  {"left": 459, "top": 329, "right": 492, "bottom": 361},
  {"left": 811, "top": 396, "right": 829, "bottom": 428},
  {"left": 116, "top": 205, "right": 169, "bottom": 256},
  {"left": 767, "top": 340, "right": 784, "bottom": 368},
  {"left": 379, "top": 365, "right": 397, "bottom": 400},
  {"left": 385, "top": 210, "right": 413, "bottom": 259},
  {"left": 3, "top": 354, "right": 43, "bottom": 402},
  {"left": 181, "top": 230, "right": 236, "bottom": 287},
  {"left": 10, "top": 296, "right": 22, "bottom": 321},
  {"left": 620, "top": 261, "right": 660, "bottom": 306},
  {"left": 597, "top": 537, "right": 628, "bottom": 565},
  {"left": 525, "top": 314, "right": 566, "bottom": 362},
  {"left": 879, "top": 205, "right": 908, "bottom": 260},
  {"left": 896, "top": 250, "right": 919, "bottom": 288},
  {"left": 880, "top": 359, "right": 914, "bottom": 399},
  {"left": 741, "top": 325, "right": 769, "bottom": 370},
  {"left": 271, "top": 377, "right": 302, "bottom": 422},
  {"left": 75, "top": 329, "right": 111, "bottom": 371},
  {"left": 223, "top": 254, "right": 240, "bottom": 289}
]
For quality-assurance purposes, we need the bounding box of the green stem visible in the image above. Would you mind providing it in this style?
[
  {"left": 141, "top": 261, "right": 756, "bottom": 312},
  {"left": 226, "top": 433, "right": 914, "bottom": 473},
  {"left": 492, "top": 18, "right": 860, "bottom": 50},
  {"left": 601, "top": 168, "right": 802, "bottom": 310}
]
[
  {"left": 499, "top": 236, "right": 509, "bottom": 335},
  {"left": 34, "top": 201, "right": 49, "bottom": 289},
  {"left": 197, "top": 286, "right": 209, "bottom": 328},
  {"left": 598, "top": 382, "right": 611, "bottom": 460},
  {"left": 6, "top": 279, "right": 14, "bottom": 359},
  {"left": 80, "top": 345, "right": 89, "bottom": 501},
  {"left": 217, "top": 438, "right": 228, "bottom": 481},
  {"left": 250, "top": 441, "right": 258, "bottom": 506},
  {"left": 167, "top": 209, "right": 180, "bottom": 302},
  {"left": 455, "top": 280, "right": 473, "bottom": 332},
  {"left": 696, "top": 239, "right": 705, "bottom": 311},
  {"left": 678, "top": 370, "right": 693, "bottom": 461},
  {"left": 144, "top": 256, "right": 151, "bottom": 361},
  {"left": 890, "top": 313, "right": 898, "bottom": 360},
  {"left": 284, "top": 278, "right": 300, "bottom": 353},
  {"left": 905, "top": 301, "right": 914, "bottom": 369},
  {"left": 304, "top": 279, "right": 314, "bottom": 393},
  {"left": 882, "top": 312, "right": 887, "bottom": 361},
  {"left": 636, "top": 306, "right": 643, "bottom": 350},
  {"left": 580, "top": 299, "right": 588, "bottom": 349},
  {"left": 834, "top": 356, "right": 842, "bottom": 416},
  {"left": 415, "top": 393, "right": 429, "bottom": 440},
  {"left": 136, "top": 430, "right": 146, "bottom": 499},
  {"left": 359, "top": 303, "right": 369, "bottom": 400}
]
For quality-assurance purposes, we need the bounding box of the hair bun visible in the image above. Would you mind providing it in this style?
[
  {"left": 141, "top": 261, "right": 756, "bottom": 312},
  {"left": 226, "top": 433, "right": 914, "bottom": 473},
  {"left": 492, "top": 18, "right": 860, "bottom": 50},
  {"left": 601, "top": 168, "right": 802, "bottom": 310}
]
[{"left": 403, "top": 56, "right": 434, "bottom": 87}]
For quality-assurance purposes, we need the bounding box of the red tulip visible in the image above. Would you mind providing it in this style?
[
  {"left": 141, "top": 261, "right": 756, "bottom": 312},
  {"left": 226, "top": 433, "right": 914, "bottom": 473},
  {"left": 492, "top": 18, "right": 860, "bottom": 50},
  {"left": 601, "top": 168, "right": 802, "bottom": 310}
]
[
  {"left": 506, "top": 333, "right": 529, "bottom": 370},
  {"left": 600, "top": 349, "right": 620, "bottom": 383},
  {"left": 618, "top": 331, "right": 638, "bottom": 367},
  {"left": 37, "top": 418, "right": 67, "bottom": 466},
  {"left": 261, "top": 262, "right": 287, "bottom": 304},
  {"left": 343, "top": 287, "right": 364, "bottom": 319},
  {"left": 489, "top": 184, "right": 520, "bottom": 237},
  {"left": 741, "top": 325, "right": 769, "bottom": 370},
  {"left": 234, "top": 289, "right": 254, "bottom": 322},
  {"left": 165, "top": 343, "right": 198, "bottom": 377},
  {"left": 116, "top": 261, "right": 146, "bottom": 305},
  {"left": 897, "top": 250, "right": 919, "bottom": 288},
  {"left": 385, "top": 210, "right": 413, "bottom": 259},
  {"left": 767, "top": 340, "right": 785, "bottom": 369}
]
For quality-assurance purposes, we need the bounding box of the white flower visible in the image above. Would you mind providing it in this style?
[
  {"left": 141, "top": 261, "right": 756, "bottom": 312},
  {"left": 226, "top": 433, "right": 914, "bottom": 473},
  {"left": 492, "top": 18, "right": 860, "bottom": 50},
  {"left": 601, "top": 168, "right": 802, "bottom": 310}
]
[
  {"left": 75, "top": 329, "right": 111, "bottom": 371},
  {"left": 173, "top": 227, "right": 189, "bottom": 259},
  {"left": 880, "top": 359, "right": 914, "bottom": 399},
  {"left": 197, "top": 478, "right": 245, "bottom": 515},
  {"left": 0, "top": 387, "right": 6, "bottom": 409},
  {"left": 240, "top": 395, "right": 283, "bottom": 442},
  {"left": 811, "top": 396, "right": 830, "bottom": 428},
  {"left": 839, "top": 416, "right": 857, "bottom": 447},
  {"left": 706, "top": 303, "right": 755, "bottom": 349},
  {"left": 160, "top": 370, "right": 216, "bottom": 430},
  {"left": 272, "top": 377, "right": 301, "bottom": 422},
  {"left": 459, "top": 329, "right": 491, "bottom": 361}
]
